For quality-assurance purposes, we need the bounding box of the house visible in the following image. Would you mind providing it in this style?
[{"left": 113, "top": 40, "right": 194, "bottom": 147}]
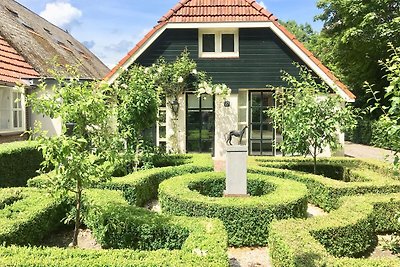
[
  {"left": 105, "top": 0, "right": 356, "bottom": 158},
  {"left": 0, "top": 0, "right": 109, "bottom": 143}
]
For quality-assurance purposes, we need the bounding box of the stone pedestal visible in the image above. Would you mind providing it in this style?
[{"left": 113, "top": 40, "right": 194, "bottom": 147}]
[{"left": 224, "top": 145, "right": 248, "bottom": 197}]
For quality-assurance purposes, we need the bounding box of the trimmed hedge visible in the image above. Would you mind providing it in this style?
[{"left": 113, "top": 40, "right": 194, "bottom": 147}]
[
  {"left": 0, "top": 188, "right": 71, "bottom": 246},
  {"left": 0, "top": 141, "right": 42, "bottom": 187},
  {"left": 27, "top": 154, "right": 213, "bottom": 207},
  {"left": 0, "top": 187, "right": 229, "bottom": 266},
  {"left": 269, "top": 193, "right": 400, "bottom": 267},
  {"left": 83, "top": 189, "right": 190, "bottom": 250},
  {"left": 159, "top": 172, "right": 308, "bottom": 246},
  {"left": 249, "top": 157, "right": 400, "bottom": 211},
  {"left": 99, "top": 154, "right": 213, "bottom": 206}
]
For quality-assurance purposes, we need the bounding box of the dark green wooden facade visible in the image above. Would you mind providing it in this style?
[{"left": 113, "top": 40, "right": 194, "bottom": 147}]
[{"left": 136, "top": 28, "right": 305, "bottom": 92}]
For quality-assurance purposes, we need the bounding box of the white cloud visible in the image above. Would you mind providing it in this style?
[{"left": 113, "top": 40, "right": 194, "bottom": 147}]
[
  {"left": 258, "top": 1, "right": 267, "bottom": 9},
  {"left": 40, "top": 2, "right": 82, "bottom": 30}
]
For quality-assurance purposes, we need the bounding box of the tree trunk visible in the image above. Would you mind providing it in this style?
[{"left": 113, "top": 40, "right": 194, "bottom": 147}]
[
  {"left": 72, "top": 178, "right": 82, "bottom": 247},
  {"left": 313, "top": 145, "right": 317, "bottom": 174}
]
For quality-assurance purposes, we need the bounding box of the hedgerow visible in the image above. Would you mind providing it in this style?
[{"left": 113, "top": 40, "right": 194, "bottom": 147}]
[
  {"left": 0, "top": 188, "right": 71, "bottom": 246},
  {"left": 83, "top": 189, "right": 190, "bottom": 250},
  {"left": 0, "top": 141, "right": 42, "bottom": 187},
  {"left": 27, "top": 154, "right": 213, "bottom": 207},
  {"left": 159, "top": 172, "right": 308, "bottom": 246},
  {"left": 0, "top": 187, "right": 228, "bottom": 266},
  {"left": 268, "top": 193, "right": 400, "bottom": 267},
  {"left": 249, "top": 157, "right": 400, "bottom": 211}
]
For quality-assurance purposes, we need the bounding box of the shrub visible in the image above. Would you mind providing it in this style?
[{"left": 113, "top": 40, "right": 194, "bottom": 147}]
[
  {"left": 83, "top": 189, "right": 190, "bottom": 250},
  {"left": 0, "top": 141, "right": 42, "bottom": 187},
  {"left": 0, "top": 187, "right": 228, "bottom": 266},
  {"left": 159, "top": 172, "right": 308, "bottom": 246},
  {"left": 249, "top": 157, "right": 400, "bottom": 211},
  {"left": 268, "top": 193, "right": 400, "bottom": 267},
  {"left": 99, "top": 154, "right": 213, "bottom": 206},
  {"left": 0, "top": 188, "right": 71, "bottom": 246}
]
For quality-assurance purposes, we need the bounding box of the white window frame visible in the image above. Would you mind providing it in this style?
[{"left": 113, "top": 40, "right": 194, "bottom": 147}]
[
  {"left": 199, "top": 28, "right": 239, "bottom": 58},
  {"left": 0, "top": 86, "right": 25, "bottom": 134},
  {"left": 156, "top": 97, "right": 167, "bottom": 148}
]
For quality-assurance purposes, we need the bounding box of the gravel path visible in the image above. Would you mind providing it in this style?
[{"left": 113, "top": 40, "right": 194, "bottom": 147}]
[
  {"left": 344, "top": 141, "right": 395, "bottom": 162},
  {"left": 144, "top": 200, "right": 327, "bottom": 266}
]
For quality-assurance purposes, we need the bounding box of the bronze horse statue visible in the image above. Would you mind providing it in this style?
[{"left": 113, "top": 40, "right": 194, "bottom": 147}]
[{"left": 226, "top": 126, "right": 248, "bottom": 146}]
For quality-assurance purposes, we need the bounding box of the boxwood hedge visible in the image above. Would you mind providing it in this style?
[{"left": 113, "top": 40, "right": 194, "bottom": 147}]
[
  {"left": 0, "top": 141, "right": 43, "bottom": 187},
  {"left": 28, "top": 154, "right": 213, "bottom": 207},
  {"left": 0, "top": 187, "right": 228, "bottom": 267},
  {"left": 0, "top": 187, "right": 71, "bottom": 246},
  {"left": 249, "top": 157, "right": 400, "bottom": 211},
  {"left": 159, "top": 172, "right": 308, "bottom": 246},
  {"left": 269, "top": 193, "right": 400, "bottom": 267}
]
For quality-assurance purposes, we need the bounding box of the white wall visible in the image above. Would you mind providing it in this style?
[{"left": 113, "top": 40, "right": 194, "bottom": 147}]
[
  {"left": 214, "top": 94, "right": 238, "bottom": 159},
  {"left": 166, "top": 95, "right": 186, "bottom": 153},
  {"left": 29, "top": 84, "right": 62, "bottom": 136}
]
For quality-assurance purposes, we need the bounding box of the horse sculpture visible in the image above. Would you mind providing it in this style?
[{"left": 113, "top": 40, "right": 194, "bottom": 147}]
[{"left": 226, "top": 126, "right": 248, "bottom": 146}]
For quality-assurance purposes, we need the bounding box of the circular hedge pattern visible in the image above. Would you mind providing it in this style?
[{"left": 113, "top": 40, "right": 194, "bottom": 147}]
[{"left": 159, "top": 172, "right": 308, "bottom": 246}]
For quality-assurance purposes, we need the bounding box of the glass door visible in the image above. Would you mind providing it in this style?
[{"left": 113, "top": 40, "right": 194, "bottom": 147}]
[
  {"left": 186, "top": 94, "right": 215, "bottom": 153},
  {"left": 249, "top": 91, "right": 275, "bottom": 156}
]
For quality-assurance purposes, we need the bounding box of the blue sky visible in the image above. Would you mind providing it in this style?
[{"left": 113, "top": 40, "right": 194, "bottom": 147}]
[{"left": 17, "top": 0, "right": 324, "bottom": 69}]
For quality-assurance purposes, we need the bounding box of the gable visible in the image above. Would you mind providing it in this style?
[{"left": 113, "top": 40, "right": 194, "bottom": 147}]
[
  {"left": 105, "top": 0, "right": 355, "bottom": 102},
  {"left": 136, "top": 28, "right": 312, "bottom": 91}
]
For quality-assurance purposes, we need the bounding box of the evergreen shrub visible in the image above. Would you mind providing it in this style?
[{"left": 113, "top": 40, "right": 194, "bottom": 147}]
[
  {"left": 269, "top": 193, "right": 400, "bottom": 267},
  {"left": 159, "top": 172, "right": 308, "bottom": 246},
  {"left": 0, "top": 141, "right": 42, "bottom": 187}
]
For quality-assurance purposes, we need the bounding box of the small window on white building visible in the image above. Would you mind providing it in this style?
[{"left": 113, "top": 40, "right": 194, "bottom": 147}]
[
  {"left": 199, "top": 29, "right": 239, "bottom": 58},
  {"left": 0, "top": 87, "right": 25, "bottom": 133}
]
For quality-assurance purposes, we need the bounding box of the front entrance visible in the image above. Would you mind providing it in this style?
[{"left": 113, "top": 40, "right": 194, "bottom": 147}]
[
  {"left": 186, "top": 93, "right": 215, "bottom": 153},
  {"left": 248, "top": 91, "right": 278, "bottom": 156}
]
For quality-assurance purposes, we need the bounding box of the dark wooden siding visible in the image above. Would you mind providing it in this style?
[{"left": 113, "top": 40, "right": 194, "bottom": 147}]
[{"left": 136, "top": 28, "right": 305, "bottom": 92}]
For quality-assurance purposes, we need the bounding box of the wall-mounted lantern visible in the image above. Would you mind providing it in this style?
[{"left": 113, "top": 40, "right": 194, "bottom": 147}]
[
  {"left": 65, "top": 122, "right": 76, "bottom": 137},
  {"left": 170, "top": 98, "right": 180, "bottom": 115}
]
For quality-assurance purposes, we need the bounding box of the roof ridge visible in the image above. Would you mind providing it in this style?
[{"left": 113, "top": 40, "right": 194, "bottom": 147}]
[{"left": 158, "top": 0, "right": 277, "bottom": 23}]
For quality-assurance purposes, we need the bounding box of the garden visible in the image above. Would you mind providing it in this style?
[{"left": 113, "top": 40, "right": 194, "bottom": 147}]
[
  {"left": 2, "top": 142, "right": 400, "bottom": 266},
  {"left": 0, "top": 35, "right": 399, "bottom": 267}
]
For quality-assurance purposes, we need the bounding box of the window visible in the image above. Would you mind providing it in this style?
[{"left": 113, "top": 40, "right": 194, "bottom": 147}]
[
  {"left": 156, "top": 96, "right": 167, "bottom": 151},
  {"left": 0, "top": 87, "right": 25, "bottom": 133},
  {"left": 186, "top": 94, "right": 215, "bottom": 153},
  {"left": 199, "top": 29, "right": 239, "bottom": 58}
]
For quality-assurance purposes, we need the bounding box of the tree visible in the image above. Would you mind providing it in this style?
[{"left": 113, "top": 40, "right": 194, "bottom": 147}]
[
  {"left": 368, "top": 44, "right": 400, "bottom": 165},
  {"left": 315, "top": 0, "right": 400, "bottom": 109},
  {"left": 26, "top": 65, "right": 124, "bottom": 247},
  {"left": 280, "top": 20, "right": 319, "bottom": 50},
  {"left": 267, "top": 65, "right": 356, "bottom": 173}
]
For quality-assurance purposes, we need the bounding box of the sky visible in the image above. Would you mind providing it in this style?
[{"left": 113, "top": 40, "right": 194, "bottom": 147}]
[{"left": 17, "top": 0, "right": 324, "bottom": 69}]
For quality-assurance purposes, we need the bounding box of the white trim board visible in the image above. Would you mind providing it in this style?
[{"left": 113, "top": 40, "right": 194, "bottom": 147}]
[{"left": 107, "top": 22, "right": 354, "bottom": 102}]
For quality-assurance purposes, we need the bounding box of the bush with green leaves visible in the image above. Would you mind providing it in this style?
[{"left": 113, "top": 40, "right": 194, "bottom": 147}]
[
  {"left": 0, "top": 141, "right": 42, "bottom": 187},
  {"left": 28, "top": 154, "right": 213, "bottom": 207},
  {"left": 269, "top": 193, "right": 400, "bottom": 267},
  {"left": 159, "top": 172, "right": 308, "bottom": 246},
  {"left": 0, "top": 187, "right": 71, "bottom": 246},
  {"left": 0, "top": 187, "right": 228, "bottom": 267},
  {"left": 84, "top": 189, "right": 190, "bottom": 250},
  {"left": 267, "top": 65, "right": 356, "bottom": 173},
  {"left": 249, "top": 157, "right": 400, "bottom": 211}
]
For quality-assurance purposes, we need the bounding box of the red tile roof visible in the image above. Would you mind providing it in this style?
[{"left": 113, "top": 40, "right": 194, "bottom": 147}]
[
  {"left": 0, "top": 34, "right": 38, "bottom": 84},
  {"left": 158, "top": 0, "right": 277, "bottom": 22},
  {"left": 105, "top": 0, "right": 355, "bottom": 100}
]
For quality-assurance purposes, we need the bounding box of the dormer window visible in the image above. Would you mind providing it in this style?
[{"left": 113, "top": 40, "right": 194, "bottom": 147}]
[{"left": 199, "top": 29, "right": 239, "bottom": 58}]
